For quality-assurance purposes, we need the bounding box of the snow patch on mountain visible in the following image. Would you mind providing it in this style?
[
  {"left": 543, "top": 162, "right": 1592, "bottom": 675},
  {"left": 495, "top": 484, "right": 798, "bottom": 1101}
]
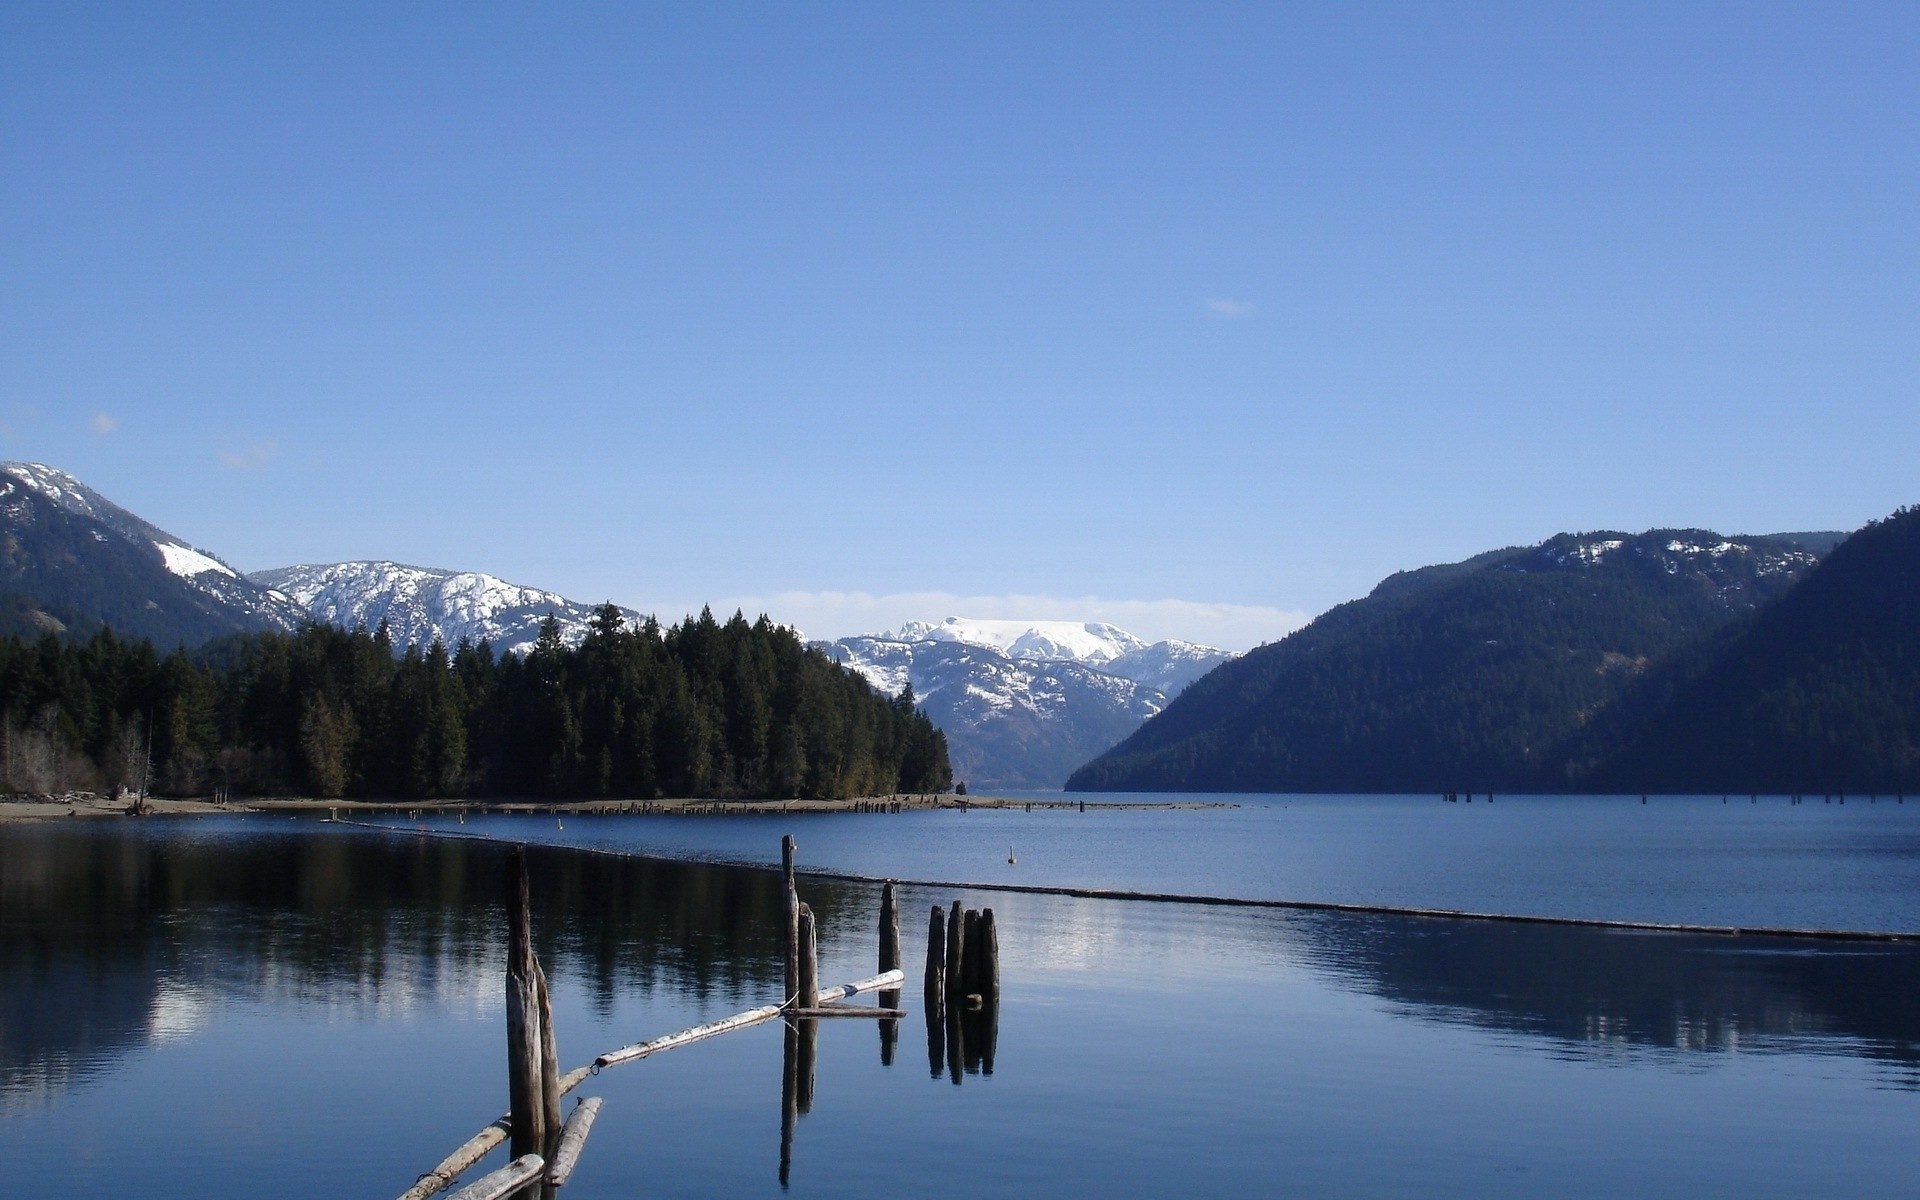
[
  {"left": 157, "top": 543, "right": 235, "bottom": 579},
  {"left": 250, "top": 560, "right": 640, "bottom": 656}
]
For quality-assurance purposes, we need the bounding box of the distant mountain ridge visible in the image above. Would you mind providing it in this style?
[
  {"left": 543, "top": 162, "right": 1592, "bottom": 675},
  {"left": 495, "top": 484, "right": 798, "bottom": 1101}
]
[
  {"left": 249, "top": 561, "right": 640, "bottom": 656},
  {"left": 0, "top": 461, "right": 303, "bottom": 645},
  {"left": 1069, "top": 528, "right": 1839, "bottom": 793},
  {"left": 820, "top": 618, "right": 1233, "bottom": 788}
]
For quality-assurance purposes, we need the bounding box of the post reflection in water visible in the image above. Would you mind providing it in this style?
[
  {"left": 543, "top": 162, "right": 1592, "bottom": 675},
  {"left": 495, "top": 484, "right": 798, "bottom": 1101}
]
[
  {"left": 927, "top": 994, "right": 998, "bottom": 1085},
  {"left": 777, "top": 1017, "right": 816, "bottom": 1189}
]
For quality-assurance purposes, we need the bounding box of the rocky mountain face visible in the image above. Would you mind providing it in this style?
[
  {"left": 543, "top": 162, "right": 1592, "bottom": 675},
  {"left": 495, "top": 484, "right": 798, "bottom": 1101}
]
[
  {"left": 818, "top": 618, "right": 1234, "bottom": 789},
  {"left": 0, "top": 461, "right": 303, "bottom": 645},
  {"left": 249, "top": 561, "right": 639, "bottom": 656},
  {"left": 1069, "top": 528, "right": 1839, "bottom": 794}
]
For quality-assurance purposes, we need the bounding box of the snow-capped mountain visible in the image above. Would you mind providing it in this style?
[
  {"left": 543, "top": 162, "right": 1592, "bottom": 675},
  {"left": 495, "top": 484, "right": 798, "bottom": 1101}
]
[
  {"left": 818, "top": 618, "right": 1235, "bottom": 789},
  {"left": 0, "top": 461, "right": 305, "bottom": 643},
  {"left": 248, "top": 561, "right": 640, "bottom": 656}
]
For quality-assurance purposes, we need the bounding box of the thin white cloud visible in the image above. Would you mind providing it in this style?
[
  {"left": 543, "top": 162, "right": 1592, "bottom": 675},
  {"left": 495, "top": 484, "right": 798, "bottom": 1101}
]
[
  {"left": 683, "top": 589, "right": 1311, "bottom": 653},
  {"left": 1206, "top": 298, "right": 1254, "bottom": 317},
  {"left": 89, "top": 412, "right": 119, "bottom": 435},
  {"left": 217, "top": 436, "right": 279, "bottom": 471}
]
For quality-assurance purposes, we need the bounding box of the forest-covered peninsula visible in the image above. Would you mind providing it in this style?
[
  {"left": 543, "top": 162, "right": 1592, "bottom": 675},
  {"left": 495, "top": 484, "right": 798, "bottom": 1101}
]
[{"left": 0, "top": 605, "right": 952, "bottom": 801}]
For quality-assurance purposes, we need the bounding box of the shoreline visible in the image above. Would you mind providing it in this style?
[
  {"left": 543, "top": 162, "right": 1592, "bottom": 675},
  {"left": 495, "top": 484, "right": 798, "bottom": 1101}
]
[{"left": 0, "top": 791, "right": 1236, "bottom": 822}]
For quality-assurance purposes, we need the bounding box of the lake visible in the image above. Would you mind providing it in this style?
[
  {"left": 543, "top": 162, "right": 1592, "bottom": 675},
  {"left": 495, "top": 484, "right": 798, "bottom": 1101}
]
[{"left": 3, "top": 802, "right": 1917, "bottom": 1198}]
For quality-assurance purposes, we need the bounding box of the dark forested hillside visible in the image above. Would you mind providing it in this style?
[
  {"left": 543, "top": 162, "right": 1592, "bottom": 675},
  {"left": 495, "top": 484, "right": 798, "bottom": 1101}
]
[
  {"left": 1560, "top": 509, "right": 1920, "bottom": 793},
  {"left": 1067, "top": 531, "right": 1828, "bottom": 793},
  {"left": 0, "top": 606, "right": 950, "bottom": 800}
]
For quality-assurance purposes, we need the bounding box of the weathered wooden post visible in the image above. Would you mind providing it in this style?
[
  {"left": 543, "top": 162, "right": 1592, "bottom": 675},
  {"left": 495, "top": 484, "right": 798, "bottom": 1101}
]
[
  {"left": 979, "top": 907, "right": 1000, "bottom": 1000},
  {"left": 878, "top": 883, "right": 900, "bottom": 978},
  {"left": 878, "top": 882, "right": 901, "bottom": 1065},
  {"left": 535, "top": 966, "right": 561, "bottom": 1161},
  {"left": 944, "top": 900, "right": 965, "bottom": 1007},
  {"left": 923, "top": 904, "right": 946, "bottom": 1004},
  {"left": 504, "top": 848, "right": 546, "bottom": 1161},
  {"left": 961, "top": 908, "right": 982, "bottom": 998},
  {"left": 781, "top": 836, "right": 799, "bottom": 1004},
  {"left": 797, "top": 903, "right": 819, "bottom": 1010}
]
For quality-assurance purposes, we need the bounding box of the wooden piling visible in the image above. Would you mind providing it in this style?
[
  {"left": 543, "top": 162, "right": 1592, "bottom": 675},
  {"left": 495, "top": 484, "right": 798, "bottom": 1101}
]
[
  {"left": 924, "top": 904, "right": 946, "bottom": 1006},
  {"left": 944, "top": 900, "right": 965, "bottom": 1005},
  {"left": 979, "top": 907, "right": 999, "bottom": 999},
  {"left": 961, "top": 908, "right": 982, "bottom": 995},
  {"left": 535, "top": 965, "right": 561, "bottom": 1156},
  {"left": 782, "top": 835, "right": 799, "bottom": 1004},
  {"left": 504, "top": 848, "right": 546, "bottom": 1159},
  {"left": 878, "top": 882, "right": 901, "bottom": 1065},
  {"left": 797, "top": 903, "right": 819, "bottom": 1009},
  {"left": 878, "top": 883, "right": 900, "bottom": 976}
]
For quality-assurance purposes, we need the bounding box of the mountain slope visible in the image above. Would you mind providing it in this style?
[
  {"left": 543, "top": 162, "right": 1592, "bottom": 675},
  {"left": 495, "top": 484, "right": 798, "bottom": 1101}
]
[
  {"left": 249, "top": 561, "right": 640, "bottom": 656},
  {"left": 0, "top": 462, "right": 302, "bottom": 645},
  {"left": 1562, "top": 510, "right": 1920, "bottom": 792},
  {"left": 1068, "top": 530, "right": 1831, "bottom": 793},
  {"left": 818, "top": 619, "right": 1233, "bottom": 789}
]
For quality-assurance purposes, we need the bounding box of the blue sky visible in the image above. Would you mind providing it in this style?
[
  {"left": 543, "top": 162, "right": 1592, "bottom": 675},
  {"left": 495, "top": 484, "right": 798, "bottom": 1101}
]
[{"left": 3, "top": 3, "right": 1914, "bottom": 649}]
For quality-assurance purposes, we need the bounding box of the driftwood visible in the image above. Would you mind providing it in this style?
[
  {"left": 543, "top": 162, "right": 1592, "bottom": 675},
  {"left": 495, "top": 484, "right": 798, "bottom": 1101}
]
[
  {"left": 443, "top": 1155, "right": 546, "bottom": 1200},
  {"left": 785, "top": 1007, "right": 908, "bottom": 1018},
  {"left": 546, "top": 1097, "right": 603, "bottom": 1186}
]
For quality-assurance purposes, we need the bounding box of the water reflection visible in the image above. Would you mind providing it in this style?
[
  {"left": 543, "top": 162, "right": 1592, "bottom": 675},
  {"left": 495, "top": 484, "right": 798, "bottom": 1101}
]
[
  {"left": 0, "top": 824, "right": 864, "bottom": 1110},
  {"left": 4, "top": 821, "right": 1918, "bottom": 1123},
  {"left": 1293, "top": 912, "right": 1920, "bottom": 1081}
]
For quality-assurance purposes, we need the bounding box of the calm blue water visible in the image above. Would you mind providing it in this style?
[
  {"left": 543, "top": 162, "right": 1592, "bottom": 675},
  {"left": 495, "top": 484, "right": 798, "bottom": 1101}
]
[
  {"left": 364, "top": 791, "right": 1920, "bottom": 932},
  {"left": 3, "top": 816, "right": 1917, "bottom": 1198}
]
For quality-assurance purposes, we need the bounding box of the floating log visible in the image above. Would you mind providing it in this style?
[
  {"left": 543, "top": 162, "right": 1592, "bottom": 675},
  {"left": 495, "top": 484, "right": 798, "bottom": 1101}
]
[
  {"left": 786, "top": 1007, "right": 908, "bottom": 1018},
  {"left": 504, "top": 848, "right": 546, "bottom": 1159},
  {"left": 814, "top": 968, "right": 904, "bottom": 1004},
  {"left": 797, "top": 904, "right": 819, "bottom": 1009},
  {"left": 594, "top": 1005, "right": 784, "bottom": 1068},
  {"left": 546, "top": 1097, "right": 603, "bottom": 1186},
  {"left": 443, "top": 1155, "right": 546, "bottom": 1200}
]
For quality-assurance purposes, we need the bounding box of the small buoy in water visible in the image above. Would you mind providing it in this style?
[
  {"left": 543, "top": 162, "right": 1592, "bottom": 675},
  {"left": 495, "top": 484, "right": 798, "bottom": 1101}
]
[
  {"left": 458, "top": 811, "right": 464, "bottom": 824},
  {"left": 556, "top": 815, "right": 565, "bottom": 830},
  {"left": 1008, "top": 844, "right": 1017, "bottom": 865}
]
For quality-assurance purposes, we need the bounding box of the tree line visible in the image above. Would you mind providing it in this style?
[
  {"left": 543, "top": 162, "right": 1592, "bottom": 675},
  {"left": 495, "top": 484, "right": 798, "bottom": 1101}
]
[{"left": 0, "top": 605, "right": 952, "bottom": 800}]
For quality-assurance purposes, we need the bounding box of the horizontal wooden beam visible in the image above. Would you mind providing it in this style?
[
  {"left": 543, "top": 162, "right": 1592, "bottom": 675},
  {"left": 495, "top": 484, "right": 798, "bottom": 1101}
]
[{"left": 786, "top": 1007, "right": 907, "bottom": 1019}]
